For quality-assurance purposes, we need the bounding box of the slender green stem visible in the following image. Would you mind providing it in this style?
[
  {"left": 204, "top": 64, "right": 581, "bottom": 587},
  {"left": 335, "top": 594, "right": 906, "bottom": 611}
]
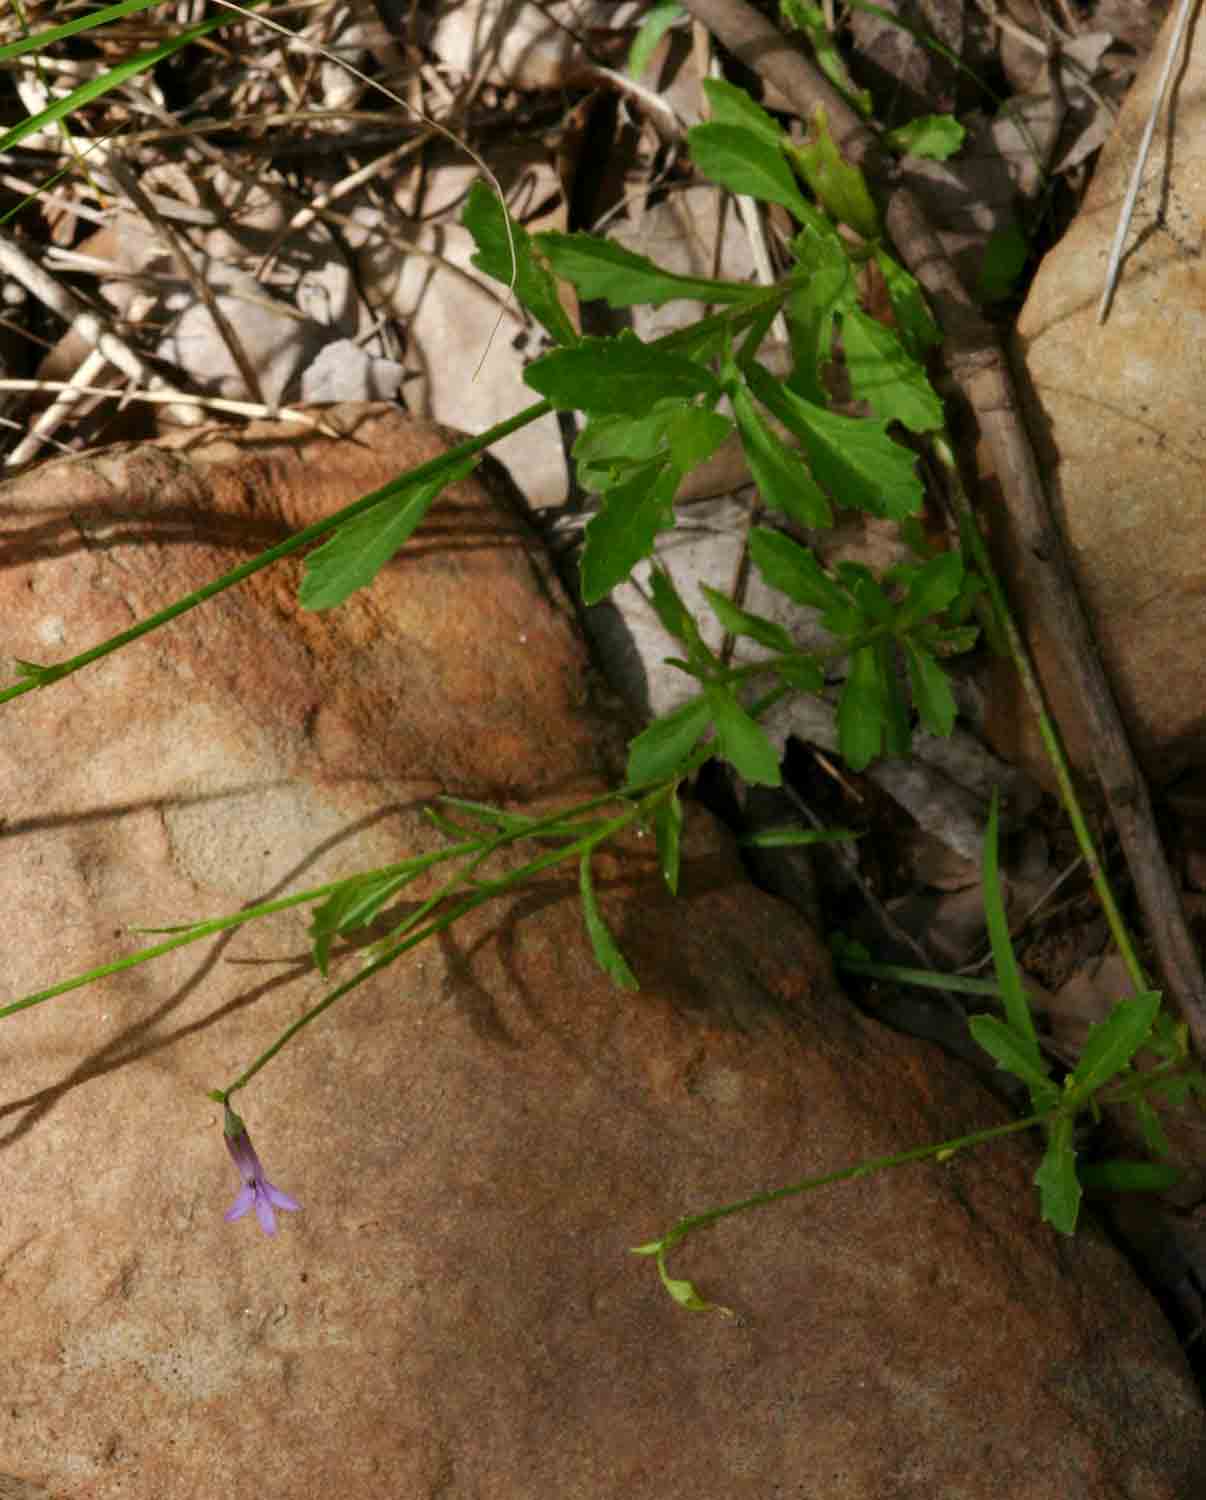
[
  {"left": 648, "top": 1106, "right": 1053, "bottom": 1254},
  {"left": 932, "top": 433, "right": 1148, "bottom": 996},
  {"left": 219, "top": 783, "right": 676, "bottom": 1097},
  {"left": 836, "top": 956, "right": 1014, "bottom": 999},
  {"left": 0, "top": 403, "right": 551, "bottom": 707}
]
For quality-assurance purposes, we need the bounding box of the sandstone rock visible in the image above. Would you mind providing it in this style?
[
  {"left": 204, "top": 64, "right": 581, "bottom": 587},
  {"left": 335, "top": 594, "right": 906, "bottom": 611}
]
[
  {"left": 1, "top": 408, "right": 1202, "bottom": 1498},
  {"left": 1008, "top": 6, "right": 1206, "bottom": 783}
]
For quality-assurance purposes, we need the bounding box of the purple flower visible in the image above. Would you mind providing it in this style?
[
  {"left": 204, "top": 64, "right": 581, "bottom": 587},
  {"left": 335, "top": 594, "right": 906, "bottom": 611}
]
[{"left": 222, "top": 1106, "right": 301, "bottom": 1236}]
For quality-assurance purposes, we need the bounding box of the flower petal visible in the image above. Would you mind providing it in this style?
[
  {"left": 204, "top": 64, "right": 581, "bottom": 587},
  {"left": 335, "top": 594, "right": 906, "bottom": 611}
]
[
  {"left": 266, "top": 1184, "right": 301, "bottom": 1214},
  {"left": 254, "top": 1193, "right": 279, "bottom": 1236},
  {"left": 225, "top": 1185, "right": 256, "bottom": 1222}
]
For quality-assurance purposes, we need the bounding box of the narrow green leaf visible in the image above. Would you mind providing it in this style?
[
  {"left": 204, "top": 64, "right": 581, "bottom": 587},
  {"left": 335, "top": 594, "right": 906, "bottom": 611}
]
[
  {"left": 627, "top": 0, "right": 682, "bottom": 78},
  {"left": 1133, "top": 1097, "right": 1171, "bottom": 1159},
  {"left": 904, "top": 641, "right": 958, "bottom": 737},
  {"left": 700, "top": 584, "right": 795, "bottom": 653},
  {"left": 837, "top": 645, "right": 886, "bottom": 771},
  {"left": 983, "top": 791, "right": 1044, "bottom": 1077},
  {"left": 580, "top": 854, "right": 639, "bottom": 990},
  {"left": 745, "top": 363, "right": 923, "bottom": 519},
  {"left": 1066, "top": 990, "right": 1162, "bottom": 1103},
  {"left": 749, "top": 527, "right": 844, "bottom": 611},
  {"left": 701, "top": 78, "right": 789, "bottom": 147},
  {"left": 780, "top": 0, "right": 873, "bottom": 115},
  {"left": 300, "top": 459, "right": 473, "bottom": 611},
  {"left": 654, "top": 788, "right": 683, "bottom": 894},
  {"left": 883, "top": 114, "right": 965, "bottom": 160},
  {"left": 527, "top": 333, "right": 720, "bottom": 414},
  {"left": 309, "top": 871, "right": 410, "bottom": 976},
  {"left": 666, "top": 406, "right": 733, "bottom": 473},
  {"left": 840, "top": 307, "right": 945, "bottom": 433},
  {"left": 463, "top": 182, "right": 578, "bottom": 346},
  {"left": 1034, "top": 1117, "right": 1081, "bottom": 1234},
  {"left": 968, "top": 1014, "right": 1058, "bottom": 1104},
  {"left": 873, "top": 250, "right": 942, "bottom": 357},
  {"left": 875, "top": 636, "right": 911, "bottom": 757},
  {"left": 1079, "top": 1159, "right": 1182, "bottom": 1195},
  {"left": 731, "top": 384, "right": 832, "bottom": 528},
  {"left": 740, "top": 826, "right": 859, "bottom": 848},
  {"left": 627, "top": 695, "right": 713, "bottom": 785},
  {"left": 538, "top": 232, "right": 763, "bottom": 308},
  {"left": 580, "top": 464, "right": 678, "bottom": 604},
  {"left": 791, "top": 106, "right": 879, "bottom": 239},
  {"left": 706, "top": 684, "right": 782, "bottom": 785},
  {"left": 977, "top": 222, "right": 1029, "bottom": 304},
  {"left": 898, "top": 550, "right": 965, "bottom": 628},
  {"left": 775, "top": 654, "right": 826, "bottom": 692},
  {"left": 647, "top": 565, "right": 695, "bottom": 643},
  {"left": 687, "top": 123, "right": 813, "bottom": 221}
]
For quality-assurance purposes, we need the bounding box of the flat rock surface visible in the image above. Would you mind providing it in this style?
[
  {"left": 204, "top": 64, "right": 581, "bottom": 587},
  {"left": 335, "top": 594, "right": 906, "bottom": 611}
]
[
  {"left": 1, "top": 407, "right": 1202, "bottom": 1498},
  {"left": 1010, "top": 5, "right": 1206, "bottom": 782}
]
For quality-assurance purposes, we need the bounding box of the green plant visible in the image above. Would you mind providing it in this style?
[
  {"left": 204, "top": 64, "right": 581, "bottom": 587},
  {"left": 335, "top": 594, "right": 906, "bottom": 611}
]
[{"left": 3, "top": 12, "right": 1201, "bottom": 1308}]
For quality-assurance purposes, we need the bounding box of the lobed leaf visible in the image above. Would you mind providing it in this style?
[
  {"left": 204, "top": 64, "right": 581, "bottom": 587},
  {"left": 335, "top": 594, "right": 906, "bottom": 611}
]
[
  {"left": 463, "top": 182, "right": 578, "bottom": 346},
  {"left": 527, "top": 334, "right": 720, "bottom": 414},
  {"left": 687, "top": 123, "right": 813, "bottom": 221},
  {"left": 700, "top": 584, "right": 796, "bottom": 653},
  {"left": 538, "top": 231, "right": 764, "bottom": 308},
  {"left": 746, "top": 363, "right": 923, "bottom": 519},
  {"left": 1065, "top": 990, "right": 1162, "bottom": 1103},
  {"left": 627, "top": 695, "right": 713, "bottom": 785},
  {"left": 749, "top": 527, "right": 844, "bottom": 612},
  {"left": 731, "top": 384, "right": 832, "bottom": 528},
  {"left": 580, "top": 464, "right": 679, "bottom": 604},
  {"left": 706, "top": 683, "right": 782, "bottom": 785},
  {"left": 840, "top": 307, "right": 945, "bottom": 433}
]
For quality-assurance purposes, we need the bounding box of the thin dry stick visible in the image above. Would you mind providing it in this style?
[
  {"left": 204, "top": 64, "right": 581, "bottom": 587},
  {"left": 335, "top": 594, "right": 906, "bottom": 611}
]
[
  {"left": 679, "top": 0, "right": 1206, "bottom": 1056},
  {"left": 1097, "top": 0, "right": 1197, "bottom": 323},
  {"left": 107, "top": 156, "right": 268, "bottom": 409}
]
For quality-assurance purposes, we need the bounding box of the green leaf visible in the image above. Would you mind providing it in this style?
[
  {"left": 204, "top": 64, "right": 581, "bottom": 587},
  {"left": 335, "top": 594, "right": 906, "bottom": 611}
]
[
  {"left": 700, "top": 584, "right": 795, "bottom": 653},
  {"left": 837, "top": 645, "right": 886, "bottom": 771},
  {"left": 775, "top": 654, "right": 826, "bottom": 692},
  {"left": 463, "top": 182, "right": 578, "bottom": 347},
  {"left": 627, "top": 0, "right": 681, "bottom": 79},
  {"left": 883, "top": 114, "right": 965, "bottom": 160},
  {"left": 687, "top": 123, "right": 813, "bottom": 221},
  {"left": 981, "top": 791, "right": 1047, "bottom": 1102},
  {"left": 791, "top": 106, "right": 879, "bottom": 239},
  {"left": 537, "top": 232, "right": 764, "bottom": 309},
  {"left": 701, "top": 78, "right": 788, "bottom": 147},
  {"left": 647, "top": 564, "right": 696, "bottom": 643},
  {"left": 627, "top": 695, "right": 713, "bottom": 785},
  {"left": 1079, "top": 1159, "right": 1182, "bottom": 1195},
  {"left": 873, "top": 250, "right": 942, "bottom": 357},
  {"left": 977, "top": 221, "right": 1030, "bottom": 304},
  {"left": 904, "top": 641, "right": 958, "bottom": 737},
  {"left": 1133, "top": 1097, "right": 1171, "bottom": 1159},
  {"left": 580, "top": 464, "right": 679, "bottom": 604},
  {"left": 731, "top": 383, "right": 832, "bottom": 528},
  {"left": 779, "top": 0, "right": 873, "bottom": 116},
  {"left": 898, "top": 550, "right": 965, "bottom": 628},
  {"left": 840, "top": 307, "right": 945, "bottom": 433},
  {"left": 654, "top": 787, "right": 683, "bottom": 894},
  {"left": 745, "top": 363, "right": 923, "bottom": 519},
  {"left": 1065, "top": 990, "right": 1162, "bottom": 1103},
  {"left": 526, "top": 332, "right": 720, "bottom": 414},
  {"left": 968, "top": 1013, "right": 1058, "bottom": 1104},
  {"left": 580, "top": 854, "right": 639, "bottom": 989},
  {"left": 706, "top": 684, "right": 781, "bottom": 785},
  {"left": 573, "top": 404, "right": 680, "bottom": 491},
  {"left": 309, "top": 871, "right": 410, "bottom": 977},
  {"left": 666, "top": 406, "right": 733, "bottom": 473},
  {"left": 784, "top": 229, "right": 855, "bottom": 404},
  {"left": 1034, "top": 1117, "right": 1081, "bottom": 1234},
  {"left": 300, "top": 459, "right": 474, "bottom": 610},
  {"left": 740, "top": 825, "right": 859, "bottom": 848},
  {"left": 749, "top": 527, "right": 844, "bottom": 611}
]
